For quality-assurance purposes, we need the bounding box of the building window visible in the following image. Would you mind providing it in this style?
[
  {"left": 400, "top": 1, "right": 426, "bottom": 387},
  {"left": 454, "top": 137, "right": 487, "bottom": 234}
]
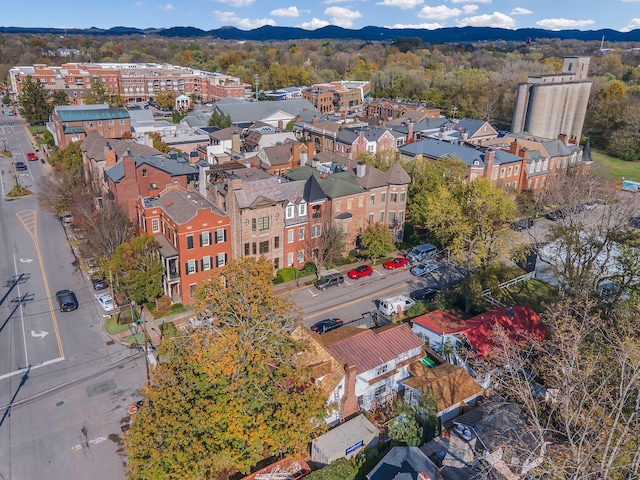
[
  {"left": 381, "top": 192, "right": 386, "bottom": 203},
  {"left": 374, "top": 385, "right": 387, "bottom": 397},
  {"left": 201, "top": 232, "right": 211, "bottom": 247},
  {"left": 357, "top": 217, "right": 362, "bottom": 227},
  {"left": 390, "top": 193, "right": 398, "bottom": 203},
  {"left": 252, "top": 218, "right": 256, "bottom": 231},
  {"left": 368, "top": 213, "right": 374, "bottom": 224},
  {"left": 150, "top": 182, "right": 157, "bottom": 190},
  {"left": 259, "top": 241, "right": 269, "bottom": 254},
  {"left": 507, "top": 166, "right": 513, "bottom": 177},
  {"left": 285, "top": 205, "right": 294, "bottom": 219},
  {"left": 258, "top": 216, "right": 269, "bottom": 230},
  {"left": 400, "top": 192, "right": 406, "bottom": 202},
  {"left": 311, "top": 224, "right": 321, "bottom": 238},
  {"left": 142, "top": 168, "right": 148, "bottom": 177},
  {"left": 244, "top": 243, "right": 250, "bottom": 255},
  {"left": 216, "top": 253, "right": 227, "bottom": 267},
  {"left": 120, "top": 119, "right": 125, "bottom": 125},
  {"left": 389, "top": 211, "right": 396, "bottom": 224},
  {"left": 500, "top": 168, "right": 506, "bottom": 179},
  {"left": 288, "top": 252, "right": 294, "bottom": 266},
  {"left": 109, "top": 120, "right": 114, "bottom": 125},
  {"left": 299, "top": 227, "right": 305, "bottom": 241},
  {"left": 379, "top": 211, "right": 384, "bottom": 222},
  {"left": 369, "top": 194, "right": 375, "bottom": 205},
  {"left": 347, "top": 199, "right": 353, "bottom": 210},
  {"left": 186, "top": 259, "right": 197, "bottom": 274},
  {"left": 187, "top": 235, "right": 194, "bottom": 249},
  {"left": 215, "top": 229, "right": 227, "bottom": 243},
  {"left": 274, "top": 258, "right": 279, "bottom": 269},
  {"left": 189, "top": 284, "right": 197, "bottom": 296},
  {"left": 398, "top": 211, "right": 405, "bottom": 223},
  {"left": 151, "top": 218, "right": 159, "bottom": 233},
  {"left": 312, "top": 205, "right": 321, "bottom": 219},
  {"left": 274, "top": 236, "right": 280, "bottom": 249},
  {"left": 358, "top": 197, "right": 364, "bottom": 207},
  {"left": 298, "top": 202, "right": 307, "bottom": 216},
  {"left": 202, "top": 256, "right": 212, "bottom": 271},
  {"left": 335, "top": 201, "right": 341, "bottom": 212},
  {"left": 298, "top": 250, "right": 304, "bottom": 264},
  {"left": 97, "top": 120, "right": 102, "bottom": 126},
  {"left": 288, "top": 230, "right": 294, "bottom": 243},
  {"left": 244, "top": 219, "right": 249, "bottom": 226},
  {"left": 376, "top": 364, "right": 388, "bottom": 376},
  {"left": 252, "top": 243, "right": 257, "bottom": 255}
]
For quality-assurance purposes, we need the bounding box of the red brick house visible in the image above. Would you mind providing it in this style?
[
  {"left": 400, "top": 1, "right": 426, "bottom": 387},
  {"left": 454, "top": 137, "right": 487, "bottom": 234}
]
[
  {"left": 51, "top": 104, "right": 131, "bottom": 149},
  {"left": 136, "top": 185, "right": 231, "bottom": 304},
  {"left": 336, "top": 126, "right": 397, "bottom": 159}
]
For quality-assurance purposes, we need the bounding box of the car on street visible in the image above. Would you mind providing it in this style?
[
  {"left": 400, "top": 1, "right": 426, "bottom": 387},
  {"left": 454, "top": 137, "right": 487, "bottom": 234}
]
[
  {"left": 15, "top": 161, "right": 27, "bottom": 171},
  {"left": 630, "top": 216, "right": 640, "bottom": 229},
  {"left": 410, "top": 261, "right": 439, "bottom": 277},
  {"left": 56, "top": 289, "right": 78, "bottom": 312},
  {"left": 95, "top": 293, "right": 114, "bottom": 313},
  {"left": 348, "top": 264, "right": 373, "bottom": 279},
  {"left": 26, "top": 152, "right": 38, "bottom": 161},
  {"left": 410, "top": 287, "right": 440, "bottom": 302},
  {"left": 545, "top": 209, "right": 567, "bottom": 221},
  {"left": 314, "top": 273, "right": 344, "bottom": 290},
  {"left": 62, "top": 212, "right": 73, "bottom": 224},
  {"left": 310, "top": 318, "right": 343, "bottom": 334},
  {"left": 383, "top": 257, "right": 409, "bottom": 270},
  {"left": 91, "top": 277, "right": 108, "bottom": 290},
  {"left": 510, "top": 217, "right": 534, "bottom": 231}
]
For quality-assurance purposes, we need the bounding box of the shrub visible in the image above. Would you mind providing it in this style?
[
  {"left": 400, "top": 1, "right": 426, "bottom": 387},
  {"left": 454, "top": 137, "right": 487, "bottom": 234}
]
[
  {"left": 161, "top": 321, "right": 178, "bottom": 338},
  {"left": 276, "top": 267, "right": 297, "bottom": 283},
  {"left": 406, "top": 301, "right": 429, "bottom": 318},
  {"left": 169, "top": 303, "right": 187, "bottom": 314},
  {"left": 155, "top": 295, "right": 172, "bottom": 316}
]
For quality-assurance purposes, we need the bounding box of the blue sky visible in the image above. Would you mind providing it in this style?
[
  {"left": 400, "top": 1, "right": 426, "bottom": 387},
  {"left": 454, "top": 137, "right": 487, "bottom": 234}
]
[{"left": 3, "top": 0, "right": 639, "bottom": 33}]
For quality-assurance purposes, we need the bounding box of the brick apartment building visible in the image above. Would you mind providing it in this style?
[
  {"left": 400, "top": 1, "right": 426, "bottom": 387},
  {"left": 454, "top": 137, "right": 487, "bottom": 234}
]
[{"left": 51, "top": 104, "right": 131, "bottom": 149}]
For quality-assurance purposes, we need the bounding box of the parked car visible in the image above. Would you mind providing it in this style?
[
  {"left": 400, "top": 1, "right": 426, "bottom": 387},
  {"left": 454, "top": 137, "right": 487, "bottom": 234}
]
[
  {"left": 379, "top": 295, "right": 415, "bottom": 316},
  {"left": 14, "top": 161, "right": 27, "bottom": 171},
  {"left": 26, "top": 152, "right": 38, "bottom": 161},
  {"left": 91, "top": 277, "right": 108, "bottom": 291},
  {"left": 314, "top": 273, "right": 344, "bottom": 290},
  {"left": 410, "top": 261, "right": 439, "bottom": 277},
  {"left": 383, "top": 257, "right": 409, "bottom": 270},
  {"left": 62, "top": 212, "right": 73, "bottom": 224},
  {"left": 406, "top": 243, "right": 438, "bottom": 263},
  {"left": 410, "top": 287, "right": 440, "bottom": 302},
  {"left": 310, "top": 318, "right": 344, "bottom": 334},
  {"left": 95, "top": 293, "right": 114, "bottom": 313},
  {"left": 545, "top": 209, "right": 566, "bottom": 221},
  {"left": 348, "top": 265, "right": 373, "bottom": 279},
  {"left": 56, "top": 290, "right": 78, "bottom": 312},
  {"left": 630, "top": 216, "right": 640, "bottom": 229},
  {"left": 510, "top": 218, "right": 534, "bottom": 230}
]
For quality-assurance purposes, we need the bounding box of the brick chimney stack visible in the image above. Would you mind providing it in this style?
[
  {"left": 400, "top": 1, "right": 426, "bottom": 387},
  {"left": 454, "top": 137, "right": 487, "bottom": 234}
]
[
  {"left": 483, "top": 148, "right": 495, "bottom": 180},
  {"left": 509, "top": 140, "right": 519, "bottom": 155},
  {"left": 104, "top": 142, "right": 117, "bottom": 167},
  {"left": 407, "top": 121, "right": 414, "bottom": 143},
  {"left": 340, "top": 364, "right": 359, "bottom": 420}
]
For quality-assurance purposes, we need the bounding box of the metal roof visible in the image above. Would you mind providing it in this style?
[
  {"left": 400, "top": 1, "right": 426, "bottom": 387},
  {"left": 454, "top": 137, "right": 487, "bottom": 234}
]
[{"left": 56, "top": 106, "right": 130, "bottom": 122}]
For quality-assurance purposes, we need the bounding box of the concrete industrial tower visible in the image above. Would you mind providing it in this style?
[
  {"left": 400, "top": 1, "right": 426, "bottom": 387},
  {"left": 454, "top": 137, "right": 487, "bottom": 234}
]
[{"left": 512, "top": 57, "right": 592, "bottom": 142}]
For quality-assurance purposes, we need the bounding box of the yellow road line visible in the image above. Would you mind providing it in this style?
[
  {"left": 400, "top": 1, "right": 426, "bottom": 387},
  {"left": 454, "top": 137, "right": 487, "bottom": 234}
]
[{"left": 16, "top": 210, "right": 65, "bottom": 358}]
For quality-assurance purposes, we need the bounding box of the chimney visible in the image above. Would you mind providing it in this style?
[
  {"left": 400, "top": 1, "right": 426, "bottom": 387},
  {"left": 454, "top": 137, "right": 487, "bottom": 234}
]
[
  {"left": 306, "top": 142, "right": 315, "bottom": 157},
  {"left": 229, "top": 175, "right": 242, "bottom": 191},
  {"left": 341, "top": 110, "right": 347, "bottom": 121},
  {"left": 311, "top": 157, "right": 320, "bottom": 168},
  {"left": 483, "top": 148, "right": 495, "bottom": 180},
  {"left": 311, "top": 116, "right": 319, "bottom": 126},
  {"left": 104, "top": 143, "right": 117, "bottom": 168},
  {"left": 300, "top": 149, "right": 308, "bottom": 167},
  {"left": 510, "top": 140, "right": 518, "bottom": 154},
  {"left": 198, "top": 164, "right": 208, "bottom": 198},
  {"left": 518, "top": 146, "right": 528, "bottom": 160},
  {"left": 407, "top": 121, "right": 414, "bottom": 142},
  {"left": 557, "top": 133, "right": 568, "bottom": 144},
  {"left": 380, "top": 120, "right": 385, "bottom": 128},
  {"left": 231, "top": 132, "right": 241, "bottom": 154},
  {"left": 417, "top": 473, "right": 433, "bottom": 480},
  {"left": 340, "top": 364, "right": 359, "bottom": 420},
  {"left": 356, "top": 161, "right": 366, "bottom": 178},
  {"left": 277, "top": 120, "right": 283, "bottom": 129}
]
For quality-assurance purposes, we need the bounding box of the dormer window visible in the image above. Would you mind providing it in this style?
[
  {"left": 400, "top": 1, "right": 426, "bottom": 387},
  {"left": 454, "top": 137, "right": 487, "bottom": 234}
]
[
  {"left": 285, "top": 204, "right": 294, "bottom": 219},
  {"left": 473, "top": 160, "right": 480, "bottom": 166},
  {"left": 298, "top": 202, "right": 307, "bottom": 216}
]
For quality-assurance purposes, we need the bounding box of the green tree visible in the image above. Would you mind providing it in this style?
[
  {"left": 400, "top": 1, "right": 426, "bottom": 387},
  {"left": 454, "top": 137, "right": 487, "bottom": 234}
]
[
  {"left": 125, "top": 258, "right": 326, "bottom": 479},
  {"left": 306, "top": 222, "right": 346, "bottom": 276},
  {"left": 388, "top": 404, "right": 423, "bottom": 447},
  {"left": 208, "top": 109, "right": 232, "bottom": 128},
  {"left": 360, "top": 223, "right": 395, "bottom": 261},
  {"left": 155, "top": 89, "right": 176, "bottom": 109},
  {"left": 51, "top": 90, "right": 69, "bottom": 106},
  {"left": 84, "top": 78, "right": 112, "bottom": 105},
  {"left": 18, "top": 75, "right": 52, "bottom": 124},
  {"left": 109, "top": 235, "right": 164, "bottom": 305},
  {"left": 148, "top": 131, "right": 172, "bottom": 154}
]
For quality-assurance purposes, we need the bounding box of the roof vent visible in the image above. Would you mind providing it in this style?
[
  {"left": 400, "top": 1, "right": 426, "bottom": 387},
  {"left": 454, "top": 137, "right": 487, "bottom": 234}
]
[{"left": 165, "top": 200, "right": 173, "bottom": 207}]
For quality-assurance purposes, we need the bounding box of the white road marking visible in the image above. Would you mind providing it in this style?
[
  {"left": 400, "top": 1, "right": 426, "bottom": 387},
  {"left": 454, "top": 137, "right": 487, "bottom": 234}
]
[
  {"left": 306, "top": 289, "right": 318, "bottom": 297},
  {"left": 19, "top": 258, "right": 33, "bottom": 263},
  {"left": 0, "top": 356, "right": 65, "bottom": 381},
  {"left": 30, "top": 330, "right": 49, "bottom": 339}
]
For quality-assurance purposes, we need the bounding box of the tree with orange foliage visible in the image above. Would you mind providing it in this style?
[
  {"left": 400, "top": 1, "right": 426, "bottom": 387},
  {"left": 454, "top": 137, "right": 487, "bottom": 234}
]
[{"left": 125, "top": 257, "right": 327, "bottom": 480}]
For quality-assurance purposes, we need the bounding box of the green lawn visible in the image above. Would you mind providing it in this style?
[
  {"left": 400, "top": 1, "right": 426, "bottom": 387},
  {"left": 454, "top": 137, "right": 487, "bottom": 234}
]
[
  {"left": 591, "top": 149, "right": 640, "bottom": 183},
  {"left": 500, "top": 279, "right": 558, "bottom": 312},
  {"left": 104, "top": 315, "right": 133, "bottom": 334}
]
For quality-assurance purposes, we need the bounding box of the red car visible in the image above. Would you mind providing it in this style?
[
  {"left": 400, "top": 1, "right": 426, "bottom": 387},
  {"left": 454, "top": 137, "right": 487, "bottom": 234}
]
[
  {"left": 348, "top": 264, "right": 373, "bottom": 279},
  {"left": 383, "top": 257, "right": 409, "bottom": 270},
  {"left": 26, "top": 152, "right": 38, "bottom": 161}
]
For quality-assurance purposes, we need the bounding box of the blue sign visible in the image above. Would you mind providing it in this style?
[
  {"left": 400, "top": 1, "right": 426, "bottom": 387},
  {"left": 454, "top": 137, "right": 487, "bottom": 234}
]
[{"left": 345, "top": 439, "right": 364, "bottom": 456}]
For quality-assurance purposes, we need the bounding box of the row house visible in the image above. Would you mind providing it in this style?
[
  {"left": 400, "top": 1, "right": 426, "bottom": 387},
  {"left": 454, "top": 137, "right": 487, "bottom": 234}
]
[
  {"left": 431, "top": 118, "right": 500, "bottom": 146},
  {"left": 292, "top": 324, "right": 424, "bottom": 425},
  {"left": 136, "top": 184, "right": 231, "bottom": 304},
  {"left": 211, "top": 168, "right": 308, "bottom": 271},
  {"left": 242, "top": 124, "right": 297, "bottom": 153},
  {"left": 335, "top": 126, "right": 398, "bottom": 159},
  {"left": 302, "top": 81, "right": 370, "bottom": 114},
  {"left": 50, "top": 104, "right": 131, "bottom": 149},
  {"left": 105, "top": 149, "right": 200, "bottom": 222},
  {"left": 255, "top": 141, "right": 308, "bottom": 176},
  {"left": 364, "top": 99, "right": 441, "bottom": 124}
]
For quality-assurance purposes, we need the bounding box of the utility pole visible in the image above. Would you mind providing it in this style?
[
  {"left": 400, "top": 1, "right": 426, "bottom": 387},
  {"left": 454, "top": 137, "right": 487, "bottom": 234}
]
[{"left": 254, "top": 74, "right": 259, "bottom": 101}]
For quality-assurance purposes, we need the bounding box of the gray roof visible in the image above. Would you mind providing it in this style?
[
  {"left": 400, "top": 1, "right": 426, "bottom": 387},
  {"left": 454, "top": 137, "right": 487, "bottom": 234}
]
[
  {"left": 182, "top": 111, "right": 211, "bottom": 128},
  {"left": 286, "top": 166, "right": 365, "bottom": 199},
  {"left": 399, "top": 139, "right": 521, "bottom": 168},
  {"left": 55, "top": 105, "right": 130, "bottom": 122},
  {"left": 367, "top": 447, "right": 439, "bottom": 480},
  {"left": 214, "top": 98, "right": 319, "bottom": 125},
  {"left": 337, "top": 126, "right": 392, "bottom": 145},
  {"left": 81, "top": 131, "right": 160, "bottom": 162},
  {"left": 146, "top": 187, "right": 226, "bottom": 224},
  {"left": 541, "top": 139, "right": 574, "bottom": 157},
  {"left": 386, "top": 161, "right": 412, "bottom": 185},
  {"left": 449, "top": 118, "right": 489, "bottom": 138},
  {"left": 106, "top": 153, "right": 198, "bottom": 183},
  {"left": 127, "top": 109, "right": 154, "bottom": 124},
  {"left": 233, "top": 176, "right": 306, "bottom": 209}
]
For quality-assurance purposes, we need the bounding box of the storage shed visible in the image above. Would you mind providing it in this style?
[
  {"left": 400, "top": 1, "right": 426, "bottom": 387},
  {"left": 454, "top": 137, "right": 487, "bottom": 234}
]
[{"left": 311, "top": 415, "right": 379, "bottom": 466}]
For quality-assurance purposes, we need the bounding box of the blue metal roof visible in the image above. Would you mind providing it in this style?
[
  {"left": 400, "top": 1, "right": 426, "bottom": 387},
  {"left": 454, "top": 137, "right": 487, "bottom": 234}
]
[{"left": 57, "top": 107, "right": 130, "bottom": 122}]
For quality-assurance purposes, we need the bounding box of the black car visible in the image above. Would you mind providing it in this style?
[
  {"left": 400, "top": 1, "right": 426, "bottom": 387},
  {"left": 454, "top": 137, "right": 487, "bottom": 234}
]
[
  {"left": 56, "top": 289, "right": 78, "bottom": 312},
  {"left": 630, "top": 216, "right": 640, "bottom": 229},
  {"left": 15, "top": 161, "right": 27, "bottom": 171},
  {"left": 410, "top": 288, "right": 440, "bottom": 302},
  {"left": 91, "top": 277, "right": 108, "bottom": 291},
  {"left": 510, "top": 218, "right": 534, "bottom": 231},
  {"left": 311, "top": 318, "right": 344, "bottom": 334},
  {"left": 545, "top": 209, "right": 566, "bottom": 221}
]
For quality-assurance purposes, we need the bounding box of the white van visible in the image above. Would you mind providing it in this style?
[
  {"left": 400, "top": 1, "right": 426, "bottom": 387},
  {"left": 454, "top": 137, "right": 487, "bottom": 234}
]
[
  {"left": 406, "top": 243, "right": 437, "bottom": 263},
  {"left": 379, "top": 295, "right": 416, "bottom": 316}
]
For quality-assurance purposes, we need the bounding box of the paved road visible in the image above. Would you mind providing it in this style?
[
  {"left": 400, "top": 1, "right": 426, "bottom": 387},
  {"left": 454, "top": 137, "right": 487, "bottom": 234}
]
[{"left": 0, "top": 115, "right": 148, "bottom": 480}]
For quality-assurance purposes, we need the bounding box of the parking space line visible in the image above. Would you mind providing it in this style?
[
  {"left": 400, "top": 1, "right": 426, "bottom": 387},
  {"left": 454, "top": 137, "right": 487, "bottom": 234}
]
[{"left": 306, "top": 289, "right": 318, "bottom": 297}]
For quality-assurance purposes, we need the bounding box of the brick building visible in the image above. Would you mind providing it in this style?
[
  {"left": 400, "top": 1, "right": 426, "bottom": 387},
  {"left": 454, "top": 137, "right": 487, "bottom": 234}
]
[{"left": 50, "top": 104, "right": 131, "bottom": 149}]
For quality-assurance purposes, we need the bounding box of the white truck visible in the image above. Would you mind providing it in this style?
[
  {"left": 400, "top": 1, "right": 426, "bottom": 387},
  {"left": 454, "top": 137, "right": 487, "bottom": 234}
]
[{"left": 378, "top": 295, "right": 415, "bottom": 316}]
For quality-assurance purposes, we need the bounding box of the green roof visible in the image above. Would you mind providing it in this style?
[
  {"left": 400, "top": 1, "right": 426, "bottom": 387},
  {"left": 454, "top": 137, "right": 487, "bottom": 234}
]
[
  {"left": 286, "top": 166, "right": 364, "bottom": 199},
  {"left": 57, "top": 107, "right": 130, "bottom": 122}
]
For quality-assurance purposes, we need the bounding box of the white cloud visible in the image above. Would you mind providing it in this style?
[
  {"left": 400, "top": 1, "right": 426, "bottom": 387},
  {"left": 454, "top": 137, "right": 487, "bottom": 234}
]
[
  {"left": 418, "top": 5, "right": 462, "bottom": 20},
  {"left": 511, "top": 7, "right": 533, "bottom": 15},
  {"left": 159, "top": 3, "right": 174, "bottom": 10},
  {"left": 536, "top": 18, "right": 595, "bottom": 30},
  {"left": 620, "top": 18, "right": 640, "bottom": 31},
  {"left": 323, "top": 0, "right": 350, "bottom": 3},
  {"left": 462, "top": 5, "right": 479, "bottom": 14},
  {"left": 324, "top": 6, "right": 363, "bottom": 27},
  {"left": 451, "top": 0, "right": 491, "bottom": 3},
  {"left": 215, "top": 0, "right": 254, "bottom": 6},
  {"left": 298, "top": 18, "right": 331, "bottom": 29},
  {"left": 214, "top": 10, "right": 275, "bottom": 28},
  {"left": 376, "top": 0, "right": 424, "bottom": 8},
  {"left": 621, "top": 0, "right": 640, "bottom": 2},
  {"left": 457, "top": 11, "right": 516, "bottom": 28},
  {"left": 271, "top": 6, "right": 305, "bottom": 17},
  {"left": 386, "top": 22, "right": 443, "bottom": 29},
  {"left": 215, "top": 11, "right": 239, "bottom": 23},
  {"left": 134, "top": 2, "right": 143, "bottom": 6}
]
